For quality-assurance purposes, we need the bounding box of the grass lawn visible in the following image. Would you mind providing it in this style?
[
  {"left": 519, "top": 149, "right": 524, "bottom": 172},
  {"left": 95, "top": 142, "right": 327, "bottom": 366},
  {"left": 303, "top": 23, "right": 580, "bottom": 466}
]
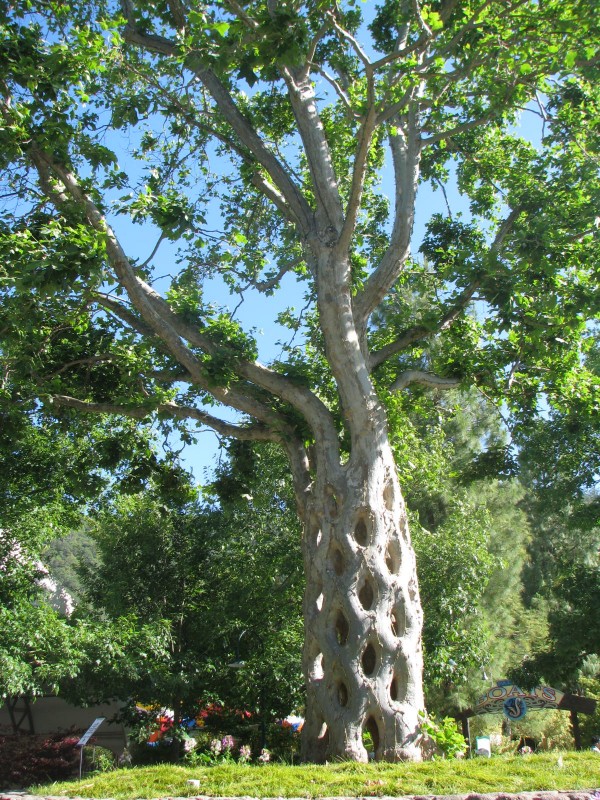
[{"left": 33, "top": 752, "right": 600, "bottom": 798}]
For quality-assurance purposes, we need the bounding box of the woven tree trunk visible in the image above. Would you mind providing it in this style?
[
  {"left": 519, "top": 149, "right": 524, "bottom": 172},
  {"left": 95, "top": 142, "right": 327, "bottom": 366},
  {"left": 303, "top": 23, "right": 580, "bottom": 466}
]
[{"left": 300, "top": 438, "right": 424, "bottom": 763}]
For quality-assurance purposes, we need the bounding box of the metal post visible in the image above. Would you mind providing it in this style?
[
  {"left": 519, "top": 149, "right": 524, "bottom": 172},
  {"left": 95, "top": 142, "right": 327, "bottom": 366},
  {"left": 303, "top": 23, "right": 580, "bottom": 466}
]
[
  {"left": 570, "top": 709, "right": 582, "bottom": 751},
  {"left": 460, "top": 716, "right": 471, "bottom": 755}
]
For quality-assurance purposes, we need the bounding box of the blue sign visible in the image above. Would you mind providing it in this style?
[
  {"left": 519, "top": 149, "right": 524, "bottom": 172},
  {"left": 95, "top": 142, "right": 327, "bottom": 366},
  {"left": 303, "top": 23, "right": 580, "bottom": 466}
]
[{"left": 503, "top": 697, "right": 527, "bottom": 720}]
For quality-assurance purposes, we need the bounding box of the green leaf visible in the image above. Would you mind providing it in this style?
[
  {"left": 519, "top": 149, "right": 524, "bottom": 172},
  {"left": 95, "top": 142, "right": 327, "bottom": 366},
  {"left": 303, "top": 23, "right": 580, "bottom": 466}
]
[{"left": 213, "top": 21, "right": 230, "bottom": 37}]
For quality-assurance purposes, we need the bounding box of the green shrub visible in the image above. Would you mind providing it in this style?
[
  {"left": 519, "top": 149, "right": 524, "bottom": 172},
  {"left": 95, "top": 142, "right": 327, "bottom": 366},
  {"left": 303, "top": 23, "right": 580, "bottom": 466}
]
[
  {"left": 83, "top": 745, "right": 116, "bottom": 774},
  {"left": 419, "top": 713, "right": 468, "bottom": 759}
]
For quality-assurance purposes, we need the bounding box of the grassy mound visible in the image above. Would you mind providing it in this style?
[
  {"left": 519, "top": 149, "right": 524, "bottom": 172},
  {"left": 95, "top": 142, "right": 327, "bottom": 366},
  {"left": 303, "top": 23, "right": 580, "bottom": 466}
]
[{"left": 32, "top": 752, "right": 600, "bottom": 799}]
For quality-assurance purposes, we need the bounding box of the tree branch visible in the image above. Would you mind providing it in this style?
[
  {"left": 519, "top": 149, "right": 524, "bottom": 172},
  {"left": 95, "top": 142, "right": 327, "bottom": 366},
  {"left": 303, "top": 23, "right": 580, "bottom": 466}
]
[
  {"left": 93, "top": 206, "right": 337, "bottom": 458},
  {"left": 279, "top": 65, "right": 344, "bottom": 233},
  {"left": 248, "top": 257, "right": 304, "bottom": 294},
  {"left": 376, "top": 86, "right": 416, "bottom": 126},
  {"left": 124, "top": 63, "right": 299, "bottom": 225},
  {"left": 122, "top": 24, "right": 177, "bottom": 57},
  {"left": 41, "top": 354, "right": 117, "bottom": 379},
  {"left": 94, "top": 293, "right": 159, "bottom": 340},
  {"left": 191, "top": 67, "right": 314, "bottom": 234},
  {"left": 332, "top": 28, "right": 378, "bottom": 254},
  {"left": 160, "top": 401, "right": 280, "bottom": 442},
  {"left": 353, "top": 113, "right": 422, "bottom": 327},
  {"left": 250, "top": 171, "right": 297, "bottom": 224},
  {"left": 147, "top": 368, "right": 190, "bottom": 383},
  {"left": 439, "top": 0, "right": 460, "bottom": 23},
  {"left": 369, "top": 204, "right": 520, "bottom": 370},
  {"left": 49, "top": 394, "right": 280, "bottom": 442},
  {"left": 300, "top": 22, "right": 330, "bottom": 82},
  {"left": 492, "top": 207, "right": 522, "bottom": 251},
  {"left": 282, "top": 438, "right": 313, "bottom": 523},
  {"left": 167, "top": 0, "right": 186, "bottom": 31},
  {"left": 412, "top": 0, "right": 434, "bottom": 38},
  {"left": 311, "top": 64, "right": 356, "bottom": 120},
  {"left": 326, "top": 12, "right": 373, "bottom": 72},
  {"left": 420, "top": 109, "right": 497, "bottom": 146},
  {"left": 121, "top": 24, "right": 313, "bottom": 234},
  {"left": 337, "top": 109, "right": 377, "bottom": 255},
  {"left": 370, "top": 35, "right": 429, "bottom": 73},
  {"left": 32, "top": 152, "right": 215, "bottom": 384},
  {"left": 27, "top": 151, "right": 316, "bottom": 440},
  {"left": 370, "top": 280, "right": 480, "bottom": 369},
  {"left": 391, "top": 370, "right": 462, "bottom": 391},
  {"left": 418, "top": 0, "right": 498, "bottom": 66},
  {"left": 222, "top": 0, "right": 259, "bottom": 31}
]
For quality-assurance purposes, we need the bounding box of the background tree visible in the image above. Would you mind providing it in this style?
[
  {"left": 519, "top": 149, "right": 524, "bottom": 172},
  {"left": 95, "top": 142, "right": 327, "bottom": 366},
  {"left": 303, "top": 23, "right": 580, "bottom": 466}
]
[
  {"left": 202, "top": 442, "right": 305, "bottom": 723},
  {"left": 1, "top": 0, "right": 599, "bottom": 761},
  {"left": 387, "top": 387, "right": 540, "bottom": 713},
  {"left": 0, "top": 399, "right": 162, "bottom": 531},
  {"left": 0, "top": 529, "right": 77, "bottom": 698},
  {"left": 67, "top": 449, "right": 304, "bottom": 727},
  {"left": 0, "top": 458, "right": 190, "bottom": 702},
  {"left": 0, "top": 395, "right": 209, "bottom": 700},
  {"left": 508, "top": 332, "right": 599, "bottom": 700}
]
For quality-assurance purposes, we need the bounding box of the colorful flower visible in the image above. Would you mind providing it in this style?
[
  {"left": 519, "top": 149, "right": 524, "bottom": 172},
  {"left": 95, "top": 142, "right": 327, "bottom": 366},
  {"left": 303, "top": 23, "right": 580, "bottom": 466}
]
[{"left": 238, "top": 744, "right": 252, "bottom": 763}]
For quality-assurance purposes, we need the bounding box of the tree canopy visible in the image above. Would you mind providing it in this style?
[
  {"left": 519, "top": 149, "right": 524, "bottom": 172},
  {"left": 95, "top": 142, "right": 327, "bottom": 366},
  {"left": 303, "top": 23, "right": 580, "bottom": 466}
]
[{"left": 1, "top": 0, "right": 598, "bottom": 445}]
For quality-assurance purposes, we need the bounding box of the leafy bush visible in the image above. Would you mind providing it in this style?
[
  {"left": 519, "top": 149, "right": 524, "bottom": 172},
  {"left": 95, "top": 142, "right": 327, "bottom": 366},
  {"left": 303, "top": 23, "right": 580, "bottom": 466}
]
[
  {"left": 263, "top": 723, "right": 301, "bottom": 763},
  {"left": 0, "top": 731, "right": 80, "bottom": 788},
  {"left": 419, "top": 713, "right": 468, "bottom": 759},
  {"left": 83, "top": 744, "right": 116, "bottom": 773}
]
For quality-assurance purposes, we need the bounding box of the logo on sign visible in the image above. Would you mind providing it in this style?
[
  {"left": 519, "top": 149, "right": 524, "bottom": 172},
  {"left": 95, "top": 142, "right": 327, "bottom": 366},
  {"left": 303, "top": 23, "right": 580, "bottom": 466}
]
[{"left": 503, "top": 697, "right": 527, "bottom": 720}]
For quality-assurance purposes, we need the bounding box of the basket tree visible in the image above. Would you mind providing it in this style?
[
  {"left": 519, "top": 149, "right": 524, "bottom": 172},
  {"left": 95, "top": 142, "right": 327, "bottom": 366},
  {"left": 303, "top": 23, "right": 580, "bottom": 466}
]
[{"left": 1, "top": 0, "right": 599, "bottom": 762}]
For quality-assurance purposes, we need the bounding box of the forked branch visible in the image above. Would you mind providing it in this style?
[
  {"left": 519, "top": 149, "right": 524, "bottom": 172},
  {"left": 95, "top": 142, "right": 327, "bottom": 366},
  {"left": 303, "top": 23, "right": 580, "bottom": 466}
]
[{"left": 121, "top": 8, "right": 313, "bottom": 234}]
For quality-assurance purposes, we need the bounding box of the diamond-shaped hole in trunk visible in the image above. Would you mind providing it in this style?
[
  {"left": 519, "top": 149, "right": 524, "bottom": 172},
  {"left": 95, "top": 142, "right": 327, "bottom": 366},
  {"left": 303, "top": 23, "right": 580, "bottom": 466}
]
[
  {"left": 335, "top": 610, "right": 349, "bottom": 646},
  {"left": 358, "top": 578, "right": 375, "bottom": 610},
  {"left": 385, "top": 540, "right": 401, "bottom": 574},
  {"left": 354, "top": 517, "right": 369, "bottom": 547},
  {"left": 383, "top": 481, "right": 395, "bottom": 511},
  {"left": 337, "top": 681, "right": 349, "bottom": 707},
  {"left": 361, "top": 642, "right": 377, "bottom": 676},
  {"left": 363, "top": 715, "right": 380, "bottom": 759},
  {"left": 390, "top": 663, "right": 408, "bottom": 703},
  {"left": 330, "top": 546, "right": 345, "bottom": 576}
]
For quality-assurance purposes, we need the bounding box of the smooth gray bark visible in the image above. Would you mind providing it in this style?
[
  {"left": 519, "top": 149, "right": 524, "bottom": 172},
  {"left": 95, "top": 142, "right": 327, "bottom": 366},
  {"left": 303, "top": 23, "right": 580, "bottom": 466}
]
[{"left": 299, "top": 424, "right": 424, "bottom": 762}]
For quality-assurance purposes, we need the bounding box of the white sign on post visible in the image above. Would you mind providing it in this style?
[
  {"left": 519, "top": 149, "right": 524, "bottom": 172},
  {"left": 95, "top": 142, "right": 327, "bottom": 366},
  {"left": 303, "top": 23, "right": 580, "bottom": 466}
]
[
  {"left": 77, "top": 717, "right": 106, "bottom": 779},
  {"left": 78, "top": 716, "right": 106, "bottom": 747}
]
